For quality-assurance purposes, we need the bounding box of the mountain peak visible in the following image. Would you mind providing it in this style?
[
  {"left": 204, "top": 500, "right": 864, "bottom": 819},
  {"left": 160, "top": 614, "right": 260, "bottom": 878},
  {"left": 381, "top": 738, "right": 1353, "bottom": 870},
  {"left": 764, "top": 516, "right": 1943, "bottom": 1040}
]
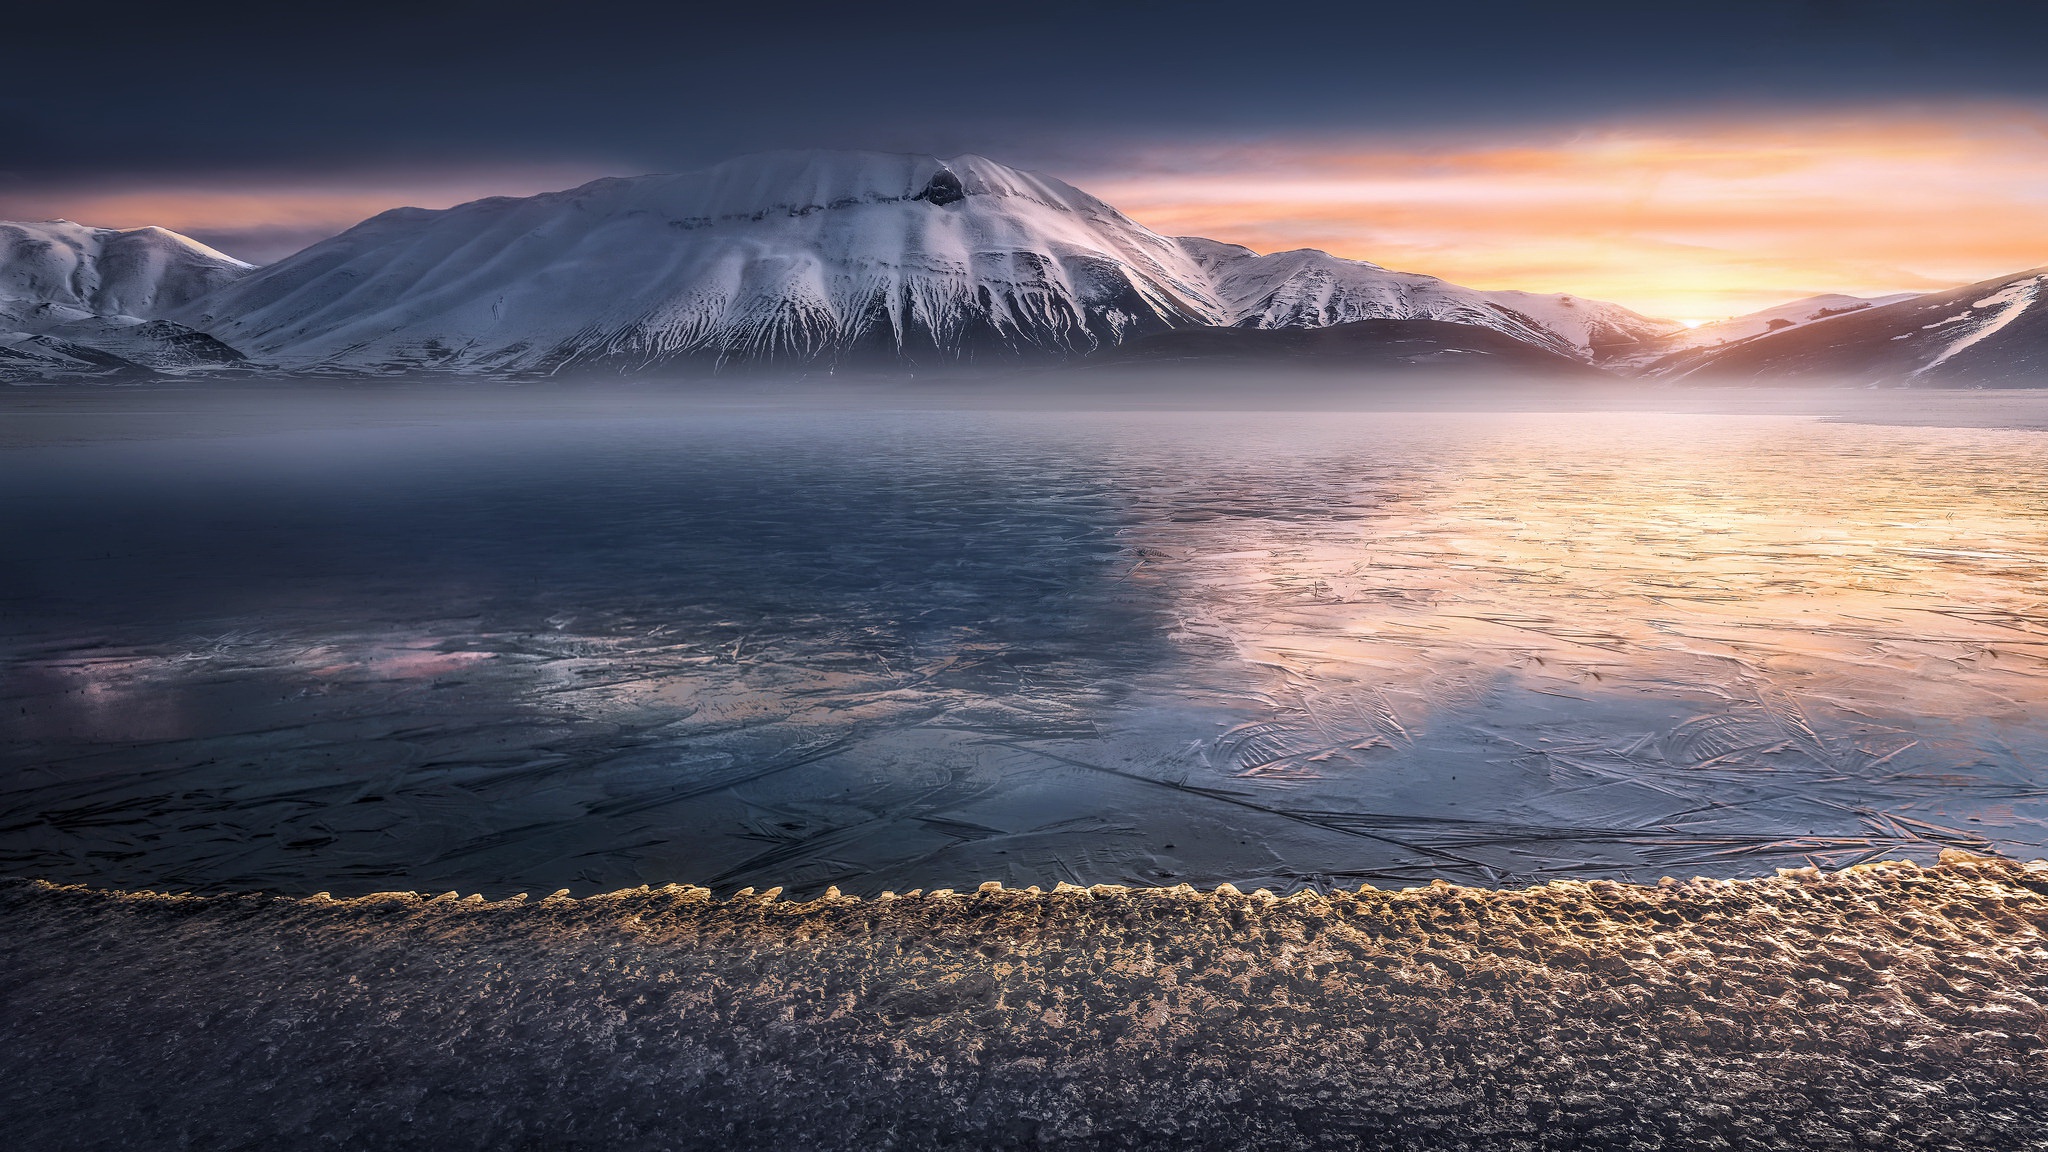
[
  {"left": 161, "top": 149, "right": 1690, "bottom": 376},
  {"left": 1, "top": 220, "right": 252, "bottom": 320},
  {"left": 180, "top": 149, "right": 1226, "bottom": 373},
  {"left": 0, "top": 220, "right": 256, "bottom": 382}
]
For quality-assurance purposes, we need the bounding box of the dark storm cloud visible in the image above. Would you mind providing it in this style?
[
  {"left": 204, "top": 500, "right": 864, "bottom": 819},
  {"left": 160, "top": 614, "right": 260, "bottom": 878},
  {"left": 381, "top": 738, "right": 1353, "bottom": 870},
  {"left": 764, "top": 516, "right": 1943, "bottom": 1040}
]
[{"left": 5, "top": 0, "right": 2048, "bottom": 184}]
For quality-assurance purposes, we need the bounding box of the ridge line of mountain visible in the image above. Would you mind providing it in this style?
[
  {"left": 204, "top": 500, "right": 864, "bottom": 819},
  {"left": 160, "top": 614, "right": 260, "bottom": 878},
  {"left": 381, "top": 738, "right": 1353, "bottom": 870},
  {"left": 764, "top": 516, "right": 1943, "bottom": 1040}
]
[{"left": 3, "top": 151, "right": 2043, "bottom": 385}]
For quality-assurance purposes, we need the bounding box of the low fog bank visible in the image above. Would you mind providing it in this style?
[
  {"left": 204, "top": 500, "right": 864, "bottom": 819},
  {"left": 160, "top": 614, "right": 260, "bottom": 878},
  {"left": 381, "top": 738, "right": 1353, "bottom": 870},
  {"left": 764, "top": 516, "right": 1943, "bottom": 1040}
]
[{"left": 7, "top": 371, "right": 2048, "bottom": 448}]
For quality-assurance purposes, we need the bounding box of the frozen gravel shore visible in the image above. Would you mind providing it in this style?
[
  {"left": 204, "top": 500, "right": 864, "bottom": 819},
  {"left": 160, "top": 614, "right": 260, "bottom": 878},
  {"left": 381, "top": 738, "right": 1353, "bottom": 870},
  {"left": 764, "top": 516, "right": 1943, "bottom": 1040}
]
[{"left": 4, "top": 851, "right": 2045, "bottom": 1150}]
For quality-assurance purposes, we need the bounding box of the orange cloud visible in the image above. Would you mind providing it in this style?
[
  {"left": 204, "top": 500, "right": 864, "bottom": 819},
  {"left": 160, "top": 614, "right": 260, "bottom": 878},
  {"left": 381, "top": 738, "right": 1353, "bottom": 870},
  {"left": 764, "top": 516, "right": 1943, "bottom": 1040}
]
[{"left": 1080, "top": 105, "right": 2048, "bottom": 320}]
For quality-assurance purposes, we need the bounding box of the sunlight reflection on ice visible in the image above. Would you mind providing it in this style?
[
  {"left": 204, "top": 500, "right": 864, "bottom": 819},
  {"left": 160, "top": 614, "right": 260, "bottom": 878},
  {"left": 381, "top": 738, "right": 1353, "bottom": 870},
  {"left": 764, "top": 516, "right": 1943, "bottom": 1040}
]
[{"left": 3, "top": 406, "right": 2045, "bottom": 895}]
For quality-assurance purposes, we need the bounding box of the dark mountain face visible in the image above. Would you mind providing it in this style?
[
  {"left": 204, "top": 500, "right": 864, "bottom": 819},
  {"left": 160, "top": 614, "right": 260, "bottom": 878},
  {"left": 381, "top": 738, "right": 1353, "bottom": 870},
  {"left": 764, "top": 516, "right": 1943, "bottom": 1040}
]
[
  {"left": 1658, "top": 270, "right": 2048, "bottom": 386},
  {"left": 1084, "top": 318, "right": 1607, "bottom": 377}
]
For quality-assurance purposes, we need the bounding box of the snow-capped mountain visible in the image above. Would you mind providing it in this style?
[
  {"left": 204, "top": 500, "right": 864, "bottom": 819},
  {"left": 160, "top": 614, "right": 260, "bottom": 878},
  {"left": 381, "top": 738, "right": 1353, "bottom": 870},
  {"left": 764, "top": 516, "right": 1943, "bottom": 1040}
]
[
  {"left": 4, "top": 173, "right": 1672, "bottom": 382},
  {"left": 0, "top": 221, "right": 252, "bottom": 380},
  {"left": 0, "top": 220, "right": 250, "bottom": 320},
  {"left": 180, "top": 152, "right": 1229, "bottom": 373},
  {"left": 173, "top": 152, "right": 1674, "bottom": 375},
  {"left": 1659, "top": 269, "right": 2048, "bottom": 385},
  {"left": 1178, "top": 238, "right": 1681, "bottom": 362},
  {"left": 45, "top": 150, "right": 2035, "bottom": 386}
]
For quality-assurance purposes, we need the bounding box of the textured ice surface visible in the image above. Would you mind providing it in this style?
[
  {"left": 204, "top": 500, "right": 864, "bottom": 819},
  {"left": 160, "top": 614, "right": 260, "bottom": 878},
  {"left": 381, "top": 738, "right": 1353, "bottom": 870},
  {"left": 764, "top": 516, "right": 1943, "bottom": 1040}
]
[
  {"left": 3, "top": 855, "right": 2046, "bottom": 1149},
  {"left": 4, "top": 392, "right": 2048, "bottom": 896}
]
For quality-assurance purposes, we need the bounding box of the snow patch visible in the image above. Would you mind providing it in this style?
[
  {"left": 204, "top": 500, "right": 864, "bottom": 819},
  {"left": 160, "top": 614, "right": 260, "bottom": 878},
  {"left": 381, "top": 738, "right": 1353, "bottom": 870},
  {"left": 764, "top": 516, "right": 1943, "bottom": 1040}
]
[{"left": 1915, "top": 276, "right": 2043, "bottom": 377}]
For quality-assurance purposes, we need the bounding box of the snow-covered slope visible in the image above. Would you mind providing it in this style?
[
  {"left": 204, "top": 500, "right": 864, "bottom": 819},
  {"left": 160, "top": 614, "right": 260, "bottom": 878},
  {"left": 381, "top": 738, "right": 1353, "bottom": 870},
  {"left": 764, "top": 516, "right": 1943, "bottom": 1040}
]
[
  {"left": 180, "top": 152, "right": 1230, "bottom": 373},
  {"left": 0, "top": 220, "right": 250, "bottom": 321},
  {"left": 0, "top": 221, "right": 252, "bottom": 380},
  {"left": 1653, "top": 270, "right": 2048, "bottom": 385},
  {"left": 1178, "top": 237, "right": 1681, "bottom": 362},
  {"left": 177, "top": 151, "right": 1685, "bottom": 375},
  {"left": 30, "top": 158, "right": 2032, "bottom": 385},
  {"left": 1679, "top": 293, "right": 1918, "bottom": 348}
]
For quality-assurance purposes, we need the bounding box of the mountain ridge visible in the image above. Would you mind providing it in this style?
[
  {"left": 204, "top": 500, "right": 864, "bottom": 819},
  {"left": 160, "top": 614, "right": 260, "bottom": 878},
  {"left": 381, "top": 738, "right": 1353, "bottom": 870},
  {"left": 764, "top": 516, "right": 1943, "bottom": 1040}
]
[
  {"left": 167, "top": 151, "right": 1683, "bottom": 377},
  {"left": 6, "top": 150, "right": 2045, "bottom": 385},
  {"left": 176, "top": 152, "right": 1226, "bottom": 374},
  {"left": 1657, "top": 269, "right": 2048, "bottom": 385},
  {"left": 1177, "top": 237, "right": 1680, "bottom": 362}
]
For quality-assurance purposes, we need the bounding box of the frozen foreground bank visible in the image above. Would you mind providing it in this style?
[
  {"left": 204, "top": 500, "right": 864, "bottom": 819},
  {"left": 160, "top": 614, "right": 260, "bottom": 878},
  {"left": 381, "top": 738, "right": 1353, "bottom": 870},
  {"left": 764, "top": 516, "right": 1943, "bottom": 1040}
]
[{"left": 3, "top": 853, "right": 2045, "bottom": 1150}]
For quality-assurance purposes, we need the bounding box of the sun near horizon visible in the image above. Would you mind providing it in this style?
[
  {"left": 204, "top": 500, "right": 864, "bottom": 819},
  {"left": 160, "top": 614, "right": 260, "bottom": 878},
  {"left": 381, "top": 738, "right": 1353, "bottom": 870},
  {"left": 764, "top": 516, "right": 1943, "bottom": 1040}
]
[{"left": 1081, "top": 105, "right": 2048, "bottom": 320}]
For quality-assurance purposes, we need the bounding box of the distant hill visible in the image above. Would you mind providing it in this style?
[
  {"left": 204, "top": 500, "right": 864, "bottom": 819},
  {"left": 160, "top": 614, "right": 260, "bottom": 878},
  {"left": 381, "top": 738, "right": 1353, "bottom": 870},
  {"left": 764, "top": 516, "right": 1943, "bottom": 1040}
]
[
  {"left": 1179, "top": 238, "right": 1677, "bottom": 363},
  {"left": 0, "top": 221, "right": 252, "bottom": 381},
  {"left": 1660, "top": 269, "right": 2048, "bottom": 385}
]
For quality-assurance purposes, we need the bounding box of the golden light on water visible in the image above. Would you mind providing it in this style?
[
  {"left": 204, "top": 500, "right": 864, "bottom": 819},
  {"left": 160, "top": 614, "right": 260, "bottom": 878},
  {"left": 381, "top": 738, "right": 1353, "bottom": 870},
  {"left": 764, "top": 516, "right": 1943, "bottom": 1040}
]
[{"left": 1098, "top": 412, "right": 2045, "bottom": 870}]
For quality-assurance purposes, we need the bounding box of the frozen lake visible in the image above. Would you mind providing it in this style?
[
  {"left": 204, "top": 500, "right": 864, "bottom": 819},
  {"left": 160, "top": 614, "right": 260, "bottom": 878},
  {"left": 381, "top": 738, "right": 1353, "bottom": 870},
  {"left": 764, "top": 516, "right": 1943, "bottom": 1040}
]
[{"left": 4, "top": 386, "right": 2047, "bottom": 895}]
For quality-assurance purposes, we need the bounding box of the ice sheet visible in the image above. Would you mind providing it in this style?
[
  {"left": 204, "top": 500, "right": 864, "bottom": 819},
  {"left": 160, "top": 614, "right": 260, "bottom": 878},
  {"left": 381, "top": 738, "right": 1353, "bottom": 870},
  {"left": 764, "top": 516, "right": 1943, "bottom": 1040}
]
[{"left": 4, "top": 393, "right": 2046, "bottom": 895}]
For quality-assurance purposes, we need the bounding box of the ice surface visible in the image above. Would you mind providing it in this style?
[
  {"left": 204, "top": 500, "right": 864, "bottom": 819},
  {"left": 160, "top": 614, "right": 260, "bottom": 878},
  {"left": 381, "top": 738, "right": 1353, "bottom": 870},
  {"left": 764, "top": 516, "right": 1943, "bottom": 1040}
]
[{"left": 4, "top": 389, "right": 2048, "bottom": 896}]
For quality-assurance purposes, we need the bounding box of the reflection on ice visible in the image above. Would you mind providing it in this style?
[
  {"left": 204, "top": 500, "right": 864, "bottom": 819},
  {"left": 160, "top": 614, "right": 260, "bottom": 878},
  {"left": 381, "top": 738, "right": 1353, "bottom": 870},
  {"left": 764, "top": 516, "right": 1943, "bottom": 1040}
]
[
  {"left": 1112, "top": 415, "right": 2048, "bottom": 885},
  {"left": 2, "top": 402, "right": 2045, "bottom": 895}
]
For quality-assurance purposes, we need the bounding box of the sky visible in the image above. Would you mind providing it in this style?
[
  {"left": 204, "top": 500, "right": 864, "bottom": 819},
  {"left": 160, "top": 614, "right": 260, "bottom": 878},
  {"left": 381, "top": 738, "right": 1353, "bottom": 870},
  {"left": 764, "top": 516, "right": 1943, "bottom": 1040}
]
[{"left": 6, "top": 0, "right": 2048, "bottom": 319}]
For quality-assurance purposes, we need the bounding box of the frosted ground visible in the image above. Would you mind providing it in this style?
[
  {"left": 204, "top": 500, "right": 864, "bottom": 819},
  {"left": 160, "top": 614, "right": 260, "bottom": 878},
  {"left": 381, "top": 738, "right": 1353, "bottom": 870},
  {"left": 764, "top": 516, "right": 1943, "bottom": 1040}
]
[{"left": 3, "top": 383, "right": 2046, "bottom": 897}]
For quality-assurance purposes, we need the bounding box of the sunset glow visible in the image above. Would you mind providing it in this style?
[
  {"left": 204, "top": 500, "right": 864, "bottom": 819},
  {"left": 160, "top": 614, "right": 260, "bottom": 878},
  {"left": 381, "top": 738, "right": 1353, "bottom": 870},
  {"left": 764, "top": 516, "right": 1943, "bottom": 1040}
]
[
  {"left": 7, "top": 107, "right": 2048, "bottom": 320},
  {"left": 0, "top": 166, "right": 610, "bottom": 265},
  {"left": 1080, "top": 105, "right": 2048, "bottom": 319}
]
